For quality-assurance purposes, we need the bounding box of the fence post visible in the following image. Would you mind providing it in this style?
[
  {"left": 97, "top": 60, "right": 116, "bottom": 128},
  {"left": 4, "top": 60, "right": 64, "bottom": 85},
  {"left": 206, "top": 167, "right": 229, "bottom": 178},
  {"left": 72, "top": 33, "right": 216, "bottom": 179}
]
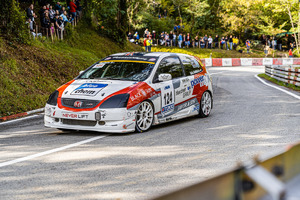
[
  {"left": 192, "top": 41, "right": 195, "bottom": 48},
  {"left": 171, "top": 40, "right": 173, "bottom": 47},
  {"left": 46, "top": 28, "right": 48, "bottom": 38},
  {"left": 61, "top": 30, "right": 63, "bottom": 40},
  {"left": 50, "top": 29, "right": 53, "bottom": 42},
  {"left": 36, "top": 25, "right": 38, "bottom": 35}
]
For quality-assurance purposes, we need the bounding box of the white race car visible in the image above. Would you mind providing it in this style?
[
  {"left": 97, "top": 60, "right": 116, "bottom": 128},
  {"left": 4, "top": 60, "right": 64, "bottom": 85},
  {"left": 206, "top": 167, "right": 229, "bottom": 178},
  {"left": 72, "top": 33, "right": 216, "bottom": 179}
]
[{"left": 44, "top": 52, "right": 213, "bottom": 133}]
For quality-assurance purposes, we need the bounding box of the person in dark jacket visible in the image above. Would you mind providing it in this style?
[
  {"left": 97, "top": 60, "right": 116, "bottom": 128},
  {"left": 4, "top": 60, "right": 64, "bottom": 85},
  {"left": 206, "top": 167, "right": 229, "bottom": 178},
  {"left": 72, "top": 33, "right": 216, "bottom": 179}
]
[
  {"left": 26, "top": 4, "right": 34, "bottom": 21},
  {"left": 229, "top": 35, "right": 233, "bottom": 50},
  {"left": 213, "top": 35, "right": 219, "bottom": 48}
]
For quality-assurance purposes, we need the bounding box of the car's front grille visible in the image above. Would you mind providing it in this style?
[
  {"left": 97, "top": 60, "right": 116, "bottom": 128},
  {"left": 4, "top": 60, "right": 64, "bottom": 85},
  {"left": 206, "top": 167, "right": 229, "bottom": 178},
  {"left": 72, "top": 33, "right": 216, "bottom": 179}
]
[
  {"left": 62, "top": 119, "right": 97, "bottom": 126},
  {"left": 61, "top": 98, "right": 100, "bottom": 109}
]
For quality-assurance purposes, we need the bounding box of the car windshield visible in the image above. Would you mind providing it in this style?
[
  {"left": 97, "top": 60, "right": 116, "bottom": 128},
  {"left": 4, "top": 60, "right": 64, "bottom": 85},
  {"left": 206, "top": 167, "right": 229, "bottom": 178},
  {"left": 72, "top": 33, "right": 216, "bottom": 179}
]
[{"left": 79, "top": 61, "right": 155, "bottom": 82}]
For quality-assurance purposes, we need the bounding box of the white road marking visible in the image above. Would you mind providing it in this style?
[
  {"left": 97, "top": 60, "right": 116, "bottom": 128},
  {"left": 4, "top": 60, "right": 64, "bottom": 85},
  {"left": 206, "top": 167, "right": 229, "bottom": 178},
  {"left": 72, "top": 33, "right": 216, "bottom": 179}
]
[
  {"left": 210, "top": 72, "right": 224, "bottom": 75},
  {"left": 0, "top": 135, "right": 108, "bottom": 168},
  {"left": 0, "top": 115, "right": 40, "bottom": 125},
  {"left": 255, "top": 75, "right": 300, "bottom": 100}
]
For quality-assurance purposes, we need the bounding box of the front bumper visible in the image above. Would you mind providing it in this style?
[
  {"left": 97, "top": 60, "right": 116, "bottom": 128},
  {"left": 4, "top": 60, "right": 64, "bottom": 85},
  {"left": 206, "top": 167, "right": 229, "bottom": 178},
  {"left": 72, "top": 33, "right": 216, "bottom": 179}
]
[{"left": 44, "top": 104, "right": 137, "bottom": 133}]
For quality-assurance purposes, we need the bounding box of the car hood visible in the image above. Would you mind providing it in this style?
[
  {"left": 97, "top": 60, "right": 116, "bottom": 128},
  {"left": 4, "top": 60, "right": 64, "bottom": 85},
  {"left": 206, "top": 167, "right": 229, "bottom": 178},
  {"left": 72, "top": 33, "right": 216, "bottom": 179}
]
[{"left": 60, "top": 79, "right": 137, "bottom": 100}]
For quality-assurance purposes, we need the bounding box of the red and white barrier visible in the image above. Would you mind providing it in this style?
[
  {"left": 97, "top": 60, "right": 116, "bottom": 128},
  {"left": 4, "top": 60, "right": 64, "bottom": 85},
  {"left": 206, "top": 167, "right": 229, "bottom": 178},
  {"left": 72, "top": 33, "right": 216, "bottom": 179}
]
[{"left": 201, "top": 58, "right": 300, "bottom": 67}]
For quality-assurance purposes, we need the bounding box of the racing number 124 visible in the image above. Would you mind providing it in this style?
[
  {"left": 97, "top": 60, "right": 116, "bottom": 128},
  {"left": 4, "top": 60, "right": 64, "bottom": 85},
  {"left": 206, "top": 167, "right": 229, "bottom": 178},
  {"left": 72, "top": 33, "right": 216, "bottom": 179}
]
[{"left": 164, "top": 92, "right": 172, "bottom": 105}]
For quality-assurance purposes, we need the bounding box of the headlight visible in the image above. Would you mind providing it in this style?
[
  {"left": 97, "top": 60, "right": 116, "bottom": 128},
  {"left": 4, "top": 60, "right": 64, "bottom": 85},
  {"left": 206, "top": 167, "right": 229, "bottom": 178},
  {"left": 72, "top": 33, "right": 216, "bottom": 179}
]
[
  {"left": 47, "top": 90, "right": 59, "bottom": 106},
  {"left": 99, "top": 93, "right": 129, "bottom": 108}
]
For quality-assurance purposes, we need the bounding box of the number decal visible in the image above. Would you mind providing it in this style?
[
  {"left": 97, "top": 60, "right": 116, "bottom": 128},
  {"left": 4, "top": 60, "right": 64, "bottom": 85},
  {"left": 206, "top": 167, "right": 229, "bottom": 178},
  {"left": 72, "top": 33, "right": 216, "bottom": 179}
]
[{"left": 161, "top": 83, "right": 174, "bottom": 116}]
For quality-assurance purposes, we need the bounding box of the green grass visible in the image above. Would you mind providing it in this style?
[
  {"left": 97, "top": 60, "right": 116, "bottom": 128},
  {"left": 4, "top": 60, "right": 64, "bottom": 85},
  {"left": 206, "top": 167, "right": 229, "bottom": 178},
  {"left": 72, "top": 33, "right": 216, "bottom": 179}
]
[
  {"left": 0, "top": 24, "right": 143, "bottom": 117},
  {"left": 258, "top": 74, "right": 300, "bottom": 92}
]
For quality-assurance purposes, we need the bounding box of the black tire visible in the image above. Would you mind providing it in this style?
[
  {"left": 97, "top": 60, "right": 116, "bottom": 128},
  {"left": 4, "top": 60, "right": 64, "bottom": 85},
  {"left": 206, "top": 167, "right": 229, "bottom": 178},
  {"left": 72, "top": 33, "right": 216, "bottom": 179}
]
[
  {"left": 135, "top": 101, "right": 154, "bottom": 133},
  {"left": 57, "top": 128, "right": 74, "bottom": 132},
  {"left": 199, "top": 91, "right": 212, "bottom": 118}
]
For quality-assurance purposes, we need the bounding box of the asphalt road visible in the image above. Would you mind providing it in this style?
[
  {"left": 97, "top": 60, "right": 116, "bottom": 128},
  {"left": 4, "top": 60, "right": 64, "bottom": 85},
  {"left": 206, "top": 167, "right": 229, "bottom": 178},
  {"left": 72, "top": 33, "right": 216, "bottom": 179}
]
[{"left": 0, "top": 66, "right": 299, "bottom": 200}]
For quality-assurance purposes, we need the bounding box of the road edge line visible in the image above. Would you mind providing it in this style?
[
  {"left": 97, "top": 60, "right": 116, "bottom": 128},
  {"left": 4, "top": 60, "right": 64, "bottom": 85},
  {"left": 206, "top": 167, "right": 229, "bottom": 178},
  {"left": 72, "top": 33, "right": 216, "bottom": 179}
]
[{"left": 254, "top": 75, "right": 300, "bottom": 100}]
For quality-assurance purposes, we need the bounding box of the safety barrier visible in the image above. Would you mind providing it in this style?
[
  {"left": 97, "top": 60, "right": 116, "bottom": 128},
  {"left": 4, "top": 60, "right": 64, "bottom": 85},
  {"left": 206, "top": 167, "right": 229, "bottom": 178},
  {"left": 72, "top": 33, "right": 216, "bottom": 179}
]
[
  {"left": 202, "top": 58, "right": 300, "bottom": 67},
  {"left": 152, "top": 143, "right": 300, "bottom": 200},
  {"left": 265, "top": 65, "right": 300, "bottom": 87}
]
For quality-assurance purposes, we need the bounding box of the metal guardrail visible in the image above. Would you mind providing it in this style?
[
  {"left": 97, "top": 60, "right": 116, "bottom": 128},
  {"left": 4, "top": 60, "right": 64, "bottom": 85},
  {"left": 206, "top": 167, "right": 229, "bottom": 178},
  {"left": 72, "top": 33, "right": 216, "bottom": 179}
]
[
  {"left": 152, "top": 143, "right": 300, "bottom": 200},
  {"left": 265, "top": 65, "right": 300, "bottom": 86}
]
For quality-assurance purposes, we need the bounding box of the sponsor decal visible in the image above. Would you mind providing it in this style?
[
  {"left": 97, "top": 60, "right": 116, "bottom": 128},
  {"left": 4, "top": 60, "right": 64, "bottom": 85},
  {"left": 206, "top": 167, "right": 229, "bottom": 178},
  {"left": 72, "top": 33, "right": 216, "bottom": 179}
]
[
  {"left": 176, "top": 87, "right": 192, "bottom": 98},
  {"left": 105, "top": 57, "right": 111, "bottom": 60},
  {"left": 148, "top": 58, "right": 157, "bottom": 62},
  {"left": 162, "top": 103, "right": 174, "bottom": 115},
  {"left": 181, "top": 78, "right": 189, "bottom": 84},
  {"left": 93, "top": 63, "right": 106, "bottom": 68},
  {"left": 177, "top": 98, "right": 197, "bottom": 111},
  {"left": 130, "top": 88, "right": 154, "bottom": 101},
  {"left": 123, "top": 122, "right": 134, "bottom": 129},
  {"left": 193, "top": 105, "right": 200, "bottom": 112},
  {"left": 99, "top": 110, "right": 107, "bottom": 119},
  {"left": 164, "top": 85, "right": 170, "bottom": 90},
  {"left": 64, "top": 91, "right": 68, "bottom": 95},
  {"left": 53, "top": 111, "right": 56, "bottom": 116},
  {"left": 62, "top": 113, "right": 88, "bottom": 119},
  {"left": 71, "top": 83, "right": 108, "bottom": 96},
  {"left": 182, "top": 90, "right": 192, "bottom": 98},
  {"left": 191, "top": 75, "right": 208, "bottom": 88}
]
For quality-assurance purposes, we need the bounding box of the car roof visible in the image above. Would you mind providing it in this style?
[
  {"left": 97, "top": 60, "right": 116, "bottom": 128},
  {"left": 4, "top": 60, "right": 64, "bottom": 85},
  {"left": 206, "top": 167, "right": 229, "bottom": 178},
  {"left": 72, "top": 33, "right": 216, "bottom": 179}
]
[{"left": 108, "top": 52, "right": 193, "bottom": 59}]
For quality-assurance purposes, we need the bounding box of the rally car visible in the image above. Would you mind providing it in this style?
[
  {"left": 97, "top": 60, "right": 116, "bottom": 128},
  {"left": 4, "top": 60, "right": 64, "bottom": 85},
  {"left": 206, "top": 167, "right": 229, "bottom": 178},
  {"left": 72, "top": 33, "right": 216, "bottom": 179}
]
[{"left": 44, "top": 52, "right": 213, "bottom": 133}]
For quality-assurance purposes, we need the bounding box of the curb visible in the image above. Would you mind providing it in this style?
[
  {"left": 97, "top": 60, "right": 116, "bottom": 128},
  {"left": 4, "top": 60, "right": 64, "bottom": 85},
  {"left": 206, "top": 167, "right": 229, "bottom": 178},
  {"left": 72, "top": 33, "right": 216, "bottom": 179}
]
[{"left": 0, "top": 108, "right": 45, "bottom": 122}]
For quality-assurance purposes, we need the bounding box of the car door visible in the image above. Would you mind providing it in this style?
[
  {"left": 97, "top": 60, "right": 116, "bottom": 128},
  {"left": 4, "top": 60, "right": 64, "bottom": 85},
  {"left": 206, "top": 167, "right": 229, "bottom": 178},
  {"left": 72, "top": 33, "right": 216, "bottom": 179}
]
[
  {"left": 179, "top": 55, "right": 205, "bottom": 112},
  {"left": 152, "top": 57, "right": 184, "bottom": 118}
]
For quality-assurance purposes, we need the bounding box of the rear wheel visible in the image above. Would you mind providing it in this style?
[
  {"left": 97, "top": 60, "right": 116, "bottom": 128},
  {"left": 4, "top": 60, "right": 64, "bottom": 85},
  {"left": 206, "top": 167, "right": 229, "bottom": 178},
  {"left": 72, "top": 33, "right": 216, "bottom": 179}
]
[
  {"left": 199, "top": 91, "right": 212, "bottom": 118},
  {"left": 135, "top": 101, "right": 154, "bottom": 133}
]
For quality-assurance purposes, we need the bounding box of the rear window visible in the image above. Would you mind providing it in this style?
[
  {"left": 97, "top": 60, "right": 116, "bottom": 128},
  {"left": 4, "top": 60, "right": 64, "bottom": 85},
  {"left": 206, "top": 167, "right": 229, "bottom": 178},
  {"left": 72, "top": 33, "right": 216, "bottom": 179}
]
[{"left": 180, "top": 56, "right": 203, "bottom": 76}]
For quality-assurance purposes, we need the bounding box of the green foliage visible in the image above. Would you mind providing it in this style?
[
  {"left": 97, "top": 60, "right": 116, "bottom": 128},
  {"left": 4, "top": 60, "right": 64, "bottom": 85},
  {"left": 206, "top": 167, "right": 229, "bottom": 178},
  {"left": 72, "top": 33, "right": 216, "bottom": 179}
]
[
  {"left": 258, "top": 73, "right": 300, "bottom": 91},
  {"left": 0, "top": 0, "right": 29, "bottom": 43},
  {"left": 0, "top": 25, "right": 143, "bottom": 117}
]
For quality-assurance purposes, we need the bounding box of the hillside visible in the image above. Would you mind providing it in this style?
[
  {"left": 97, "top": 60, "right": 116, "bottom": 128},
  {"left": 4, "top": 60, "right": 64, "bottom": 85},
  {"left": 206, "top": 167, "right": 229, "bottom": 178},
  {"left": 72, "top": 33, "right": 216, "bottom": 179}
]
[{"left": 0, "top": 24, "right": 142, "bottom": 117}]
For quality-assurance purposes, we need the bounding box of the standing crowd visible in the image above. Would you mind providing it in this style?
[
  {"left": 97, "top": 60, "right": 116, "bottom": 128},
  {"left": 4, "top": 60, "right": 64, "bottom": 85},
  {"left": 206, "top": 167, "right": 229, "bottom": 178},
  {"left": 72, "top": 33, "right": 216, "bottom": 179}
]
[
  {"left": 26, "top": 1, "right": 82, "bottom": 39},
  {"left": 128, "top": 26, "right": 242, "bottom": 52}
]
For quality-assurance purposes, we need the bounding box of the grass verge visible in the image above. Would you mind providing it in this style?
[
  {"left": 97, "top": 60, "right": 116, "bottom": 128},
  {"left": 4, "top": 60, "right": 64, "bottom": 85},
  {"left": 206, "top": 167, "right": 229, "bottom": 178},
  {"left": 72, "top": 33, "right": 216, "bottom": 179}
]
[
  {"left": 258, "top": 74, "right": 300, "bottom": 92},
  {"left": 0, "top": 24, "right": 143, "bottom": 117}
]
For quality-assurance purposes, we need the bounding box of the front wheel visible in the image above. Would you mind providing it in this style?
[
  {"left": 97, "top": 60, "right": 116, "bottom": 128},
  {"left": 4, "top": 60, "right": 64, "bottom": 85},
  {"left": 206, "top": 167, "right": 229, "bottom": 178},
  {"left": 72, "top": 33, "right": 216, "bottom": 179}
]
[
  {"left": 199, "top": 91, "right": 212, "bottom": 118},
  {"left": 135, "top": 101, "right": 154, "bottom": 133}
]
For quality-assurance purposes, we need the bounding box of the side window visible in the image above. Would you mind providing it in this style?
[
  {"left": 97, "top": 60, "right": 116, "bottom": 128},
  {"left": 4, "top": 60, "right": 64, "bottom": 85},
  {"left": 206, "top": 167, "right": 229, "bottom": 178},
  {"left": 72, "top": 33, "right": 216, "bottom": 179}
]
[
  {"left": 153, "top": 57, "right": 184, "bottom": 82},
  {"left": 181, "top": 56, "right": 203, "bottom": 76}
]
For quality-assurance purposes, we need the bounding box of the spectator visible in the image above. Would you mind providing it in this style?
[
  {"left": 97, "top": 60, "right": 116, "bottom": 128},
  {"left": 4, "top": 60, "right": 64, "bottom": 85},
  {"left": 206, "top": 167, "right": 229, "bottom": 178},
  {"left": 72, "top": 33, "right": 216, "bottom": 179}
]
[
  {"left": 49, "top": 5, "right": 55, "bottom": 22},
  {"left": 163, "top": 9, "right": 167, "bottom": 18},
  {"left": 42, "top": 12, "right": 50, "bottom": 29},
  {"left": 178, "top": 33, "right": 183, "bottom": 48},
  {"left": 50, "top": 23, "right": 55, "bottom": 36},
  {"left": 55, "top": 2, "right": 62, "bottom": 12},
  {"left": 146, "top": 36, "right": 153, "bottom": 52},
  {"left": 208, "top": 35, "right": 213, "bottom": 49},
  {"left": 152, "top": 31, "right": 156, "bottom": 41},
  {"left": 60, "top": 11, "right": 70, "bottom": 26},
  {"left": 75, "top": 0, "right": 82, "bottom": 16},
  {"left": 128, "top": 32, "right": 133, "bottom": 42},
  {"left": 183, "top": 34, "right": 186, "bottom": 48},
  {"left": 200, "top": 37, "right": 205, "bottom": 48},
  {"left": 264, "top": 45, "right": 269, "bottom": 57},
  {"left": 289, "top": 49, "right": 293, "bottom": 58},
  {"left": 213, "top": 35, "right": 219, "bottom": 48},
  {"left": 246, "top": 39, "right": 251, "bottom": 53},
  {"left": 173, "top": 32, "right": 176, "bottom": 47},
  {"left": 46, "top": 4, "right": 50, "bottom": 10},
  {"left": 174, "top": 25, "right": 177, "bottom": 34},
  {"left": 233, "top": 36, "right": 238, "bottom": 49},
  {"left": 160, "top": 32, "right": 165, "bottom": 45},
  {"left": 39, "top": 5, "right": 46, "bottom": 24},
  {"left": 203, "top": 35, "right": 208, "bottom": 48},
  {"left": 225, "top": 36, "right": 229, "bottom": 50},
  {"left": 194, "top": 36, "right": 199, "bottom": 47},
  {"left": 229, "top": 35, "right": 233, "bottom": 50},
  {"left": 143, "top": 37, "right": 147, "bottom": 51},
  {"left": 57, "top": 16, "right": 64, "bottom": 31},
  {"left": 69, "top": 0, "right": 77, "bottom": 22},
  {"left": 54, "top": 14, "right": 60, "bottom": 29},
  {"left": 220, "top": 37, "right": 225, "bottom": 49},
  {"left": 134, "top": 32, "right": 139, "bottom": 44},
  {"left": 169, "top": 31, "right": 174, "bottom": 46},
  {"left": 60, "top": 6, "right": 66, "bottom": 15},
  {"left": 272, "top": 38, "right": 277, "bottom": 50},
  {"left": 26, "top": 4, "right": 34, "bottom": 21},
  {"left": 277, "top": 38, "right": 282, "bottom": 51},
  {"left": 144, "top": 29, "right": 149, "bottom": 38},
  {"left": 55, "top": 10, "right": 60, "bottom": 17},
  {"left": 27, "top": 18, "right": 42, "bottom": 39},
  {"left": 186, "top": 33, "right": 191, "bottom": 47}
]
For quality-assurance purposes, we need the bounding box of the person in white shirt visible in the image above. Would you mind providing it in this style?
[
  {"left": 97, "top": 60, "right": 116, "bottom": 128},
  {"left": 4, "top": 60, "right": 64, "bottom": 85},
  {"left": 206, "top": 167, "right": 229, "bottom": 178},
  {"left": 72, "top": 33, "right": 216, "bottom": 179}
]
[{"left": 208, "top": 35, "right": 213, "bottom": 49}]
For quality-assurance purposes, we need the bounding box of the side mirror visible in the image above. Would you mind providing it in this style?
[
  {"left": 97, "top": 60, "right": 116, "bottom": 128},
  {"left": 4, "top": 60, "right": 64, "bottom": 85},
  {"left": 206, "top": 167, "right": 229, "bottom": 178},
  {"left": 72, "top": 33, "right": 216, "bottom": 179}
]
[
  {"left": 79, "top": 70, "right": 84, "bottom": 75},
  {"left": 158, "top": 73, "right": 172, "bottom": 82}
]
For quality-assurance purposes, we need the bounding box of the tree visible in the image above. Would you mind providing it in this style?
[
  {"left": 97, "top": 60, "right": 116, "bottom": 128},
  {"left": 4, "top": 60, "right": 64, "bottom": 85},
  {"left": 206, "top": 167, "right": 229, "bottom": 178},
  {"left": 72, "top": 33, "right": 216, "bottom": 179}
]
[{"left": 0, "top": 0, "right": 29, "bottom": 43}]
